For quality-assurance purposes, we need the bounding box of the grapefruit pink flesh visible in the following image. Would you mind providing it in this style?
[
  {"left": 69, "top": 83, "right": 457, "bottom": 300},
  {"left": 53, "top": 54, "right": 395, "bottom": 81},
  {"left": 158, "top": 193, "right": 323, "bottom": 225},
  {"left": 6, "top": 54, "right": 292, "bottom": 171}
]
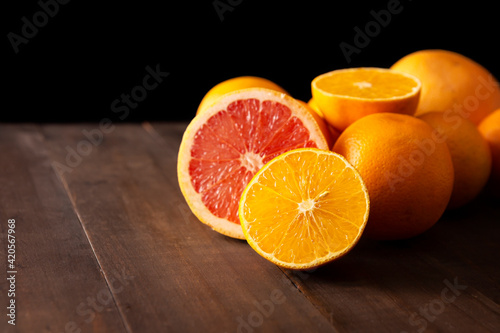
[{"left": 188, "top": 98, "right": 318, "bottom": 224}]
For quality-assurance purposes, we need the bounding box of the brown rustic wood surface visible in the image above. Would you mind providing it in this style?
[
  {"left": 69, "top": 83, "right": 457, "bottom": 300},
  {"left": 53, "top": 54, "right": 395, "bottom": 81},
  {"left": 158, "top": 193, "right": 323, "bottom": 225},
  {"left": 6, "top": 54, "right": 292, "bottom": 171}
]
[{"left": 0, "top": 123, "right": 499, "bottom": 333}]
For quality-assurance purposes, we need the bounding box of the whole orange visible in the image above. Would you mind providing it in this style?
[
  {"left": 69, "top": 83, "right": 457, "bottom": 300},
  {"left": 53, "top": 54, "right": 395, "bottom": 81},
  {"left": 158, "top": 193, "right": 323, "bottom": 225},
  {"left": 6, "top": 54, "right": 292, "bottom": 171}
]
[
  {"left": 307, "top": 98, "right": 342, "bottom": 145},
  {"left": 419, "top": 112, "right": 491, "bottom": 209},
  {"left": 391, "top": 49, "right": 500, "bottom": 125},
  {"left": 297, "top": 100, "right": 336, "bottom": 148},
  {"left": 333, "top": 113, "right": 454, "bottom": 240},
  {"left": 197, "top": 76, "right": 288, "bottom": 115},
  {"left": 478, "top": 109, "right": 500, "bottom": 189}
]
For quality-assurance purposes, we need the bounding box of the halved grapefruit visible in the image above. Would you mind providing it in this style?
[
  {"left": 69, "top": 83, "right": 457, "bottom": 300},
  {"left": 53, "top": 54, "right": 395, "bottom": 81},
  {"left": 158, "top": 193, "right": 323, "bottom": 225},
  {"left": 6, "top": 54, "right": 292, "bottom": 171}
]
[{"left": 178, "top": 88, "right": 329, "bottom": 239}]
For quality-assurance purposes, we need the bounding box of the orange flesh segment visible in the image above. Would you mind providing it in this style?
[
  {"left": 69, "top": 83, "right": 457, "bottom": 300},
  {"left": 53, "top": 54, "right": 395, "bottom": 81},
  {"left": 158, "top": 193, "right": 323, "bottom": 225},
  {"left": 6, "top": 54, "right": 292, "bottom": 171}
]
[
  {"left": 316, "top": 69, "right": 419, "bottom": 99},
  {"left": 189, "top": 98, "right": 318, "bottom": 224},
  {"left": 241, "top": 150, "right": 368, "bottom": 266}
]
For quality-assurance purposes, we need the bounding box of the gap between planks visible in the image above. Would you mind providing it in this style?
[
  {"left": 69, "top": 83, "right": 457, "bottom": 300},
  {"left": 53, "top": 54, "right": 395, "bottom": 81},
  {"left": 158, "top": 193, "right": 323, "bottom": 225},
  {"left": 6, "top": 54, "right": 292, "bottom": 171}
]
[{"left": 51, "top": 157, "right": 134, "bottom": 333}]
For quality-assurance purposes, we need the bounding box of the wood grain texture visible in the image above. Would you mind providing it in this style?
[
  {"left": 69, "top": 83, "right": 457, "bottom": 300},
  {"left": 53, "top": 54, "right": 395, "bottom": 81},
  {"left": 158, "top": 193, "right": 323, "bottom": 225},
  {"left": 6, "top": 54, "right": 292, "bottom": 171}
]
[
  {"left": 151, "top": 122, "right": 500, "bottom": 333},
  {"left": 41, "top": 123, "right": 334, "bottom": 333},
  {"left": 1, "top": 122, "right": 499, "bottom": 333},
  {"left": 282, "top": 189, "right": 500, "bottom": 333},
  {"left": 0, "top": 125, "right": 126, "bottom": 333}
]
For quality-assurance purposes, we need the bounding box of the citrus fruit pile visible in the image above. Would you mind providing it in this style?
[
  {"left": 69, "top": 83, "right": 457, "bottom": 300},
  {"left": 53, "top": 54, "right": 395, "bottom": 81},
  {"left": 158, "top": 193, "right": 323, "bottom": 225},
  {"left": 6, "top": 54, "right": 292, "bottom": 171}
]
[{"left": 178, "top": 49, "right": 500, "bottom": 269}]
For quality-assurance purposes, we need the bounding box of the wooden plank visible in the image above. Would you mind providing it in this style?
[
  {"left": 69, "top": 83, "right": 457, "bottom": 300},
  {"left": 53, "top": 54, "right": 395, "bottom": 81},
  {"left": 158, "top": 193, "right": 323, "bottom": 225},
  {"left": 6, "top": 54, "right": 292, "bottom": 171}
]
[
  {"left": 0, "top": 125, "right": 126, "bottom": 333},
  {"left": 42, "top": 123, "right": 336, "bottom": 333},
  {"left": 151, "top": 122, "right": 500, "bottom": 332},
  {"left": 431, "top": 197, "right": 500, "bottom": 298},
  {"left": 281, "top": 191, "right": 500, "bottom": 332}
]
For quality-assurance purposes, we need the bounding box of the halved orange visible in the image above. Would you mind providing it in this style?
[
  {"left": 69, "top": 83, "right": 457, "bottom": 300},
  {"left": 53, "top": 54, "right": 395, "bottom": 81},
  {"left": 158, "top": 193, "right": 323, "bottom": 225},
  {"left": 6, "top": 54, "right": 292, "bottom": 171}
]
[
  {"left": 311, "top": 67, "right": 421, "bottom": 131},
  {"left": 178, "top": 88, "right": 329, "bottom": 239},
  {"left": 239, "top": 148, "right": 370, "bottom": 269}
]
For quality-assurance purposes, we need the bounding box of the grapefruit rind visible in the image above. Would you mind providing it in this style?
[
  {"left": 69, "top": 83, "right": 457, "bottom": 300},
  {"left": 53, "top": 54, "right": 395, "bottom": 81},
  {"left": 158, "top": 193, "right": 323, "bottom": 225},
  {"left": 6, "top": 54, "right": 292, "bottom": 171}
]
[{"left": 178, "top": 88, "right": 329, "bottom": 239}]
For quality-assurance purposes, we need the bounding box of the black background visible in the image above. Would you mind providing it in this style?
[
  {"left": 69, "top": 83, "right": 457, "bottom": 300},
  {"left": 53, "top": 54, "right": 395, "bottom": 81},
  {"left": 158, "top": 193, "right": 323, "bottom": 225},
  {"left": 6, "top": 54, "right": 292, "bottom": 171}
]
[{"left": 4, "top": 0, "right": 499, "bottom": 122}]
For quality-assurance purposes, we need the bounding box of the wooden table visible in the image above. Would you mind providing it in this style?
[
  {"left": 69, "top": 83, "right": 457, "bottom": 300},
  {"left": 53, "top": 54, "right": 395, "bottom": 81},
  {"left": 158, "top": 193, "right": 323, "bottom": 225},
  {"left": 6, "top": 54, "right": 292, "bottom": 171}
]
[{"left": 1, "top": 123, "right": 499, "bottom": 333}]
